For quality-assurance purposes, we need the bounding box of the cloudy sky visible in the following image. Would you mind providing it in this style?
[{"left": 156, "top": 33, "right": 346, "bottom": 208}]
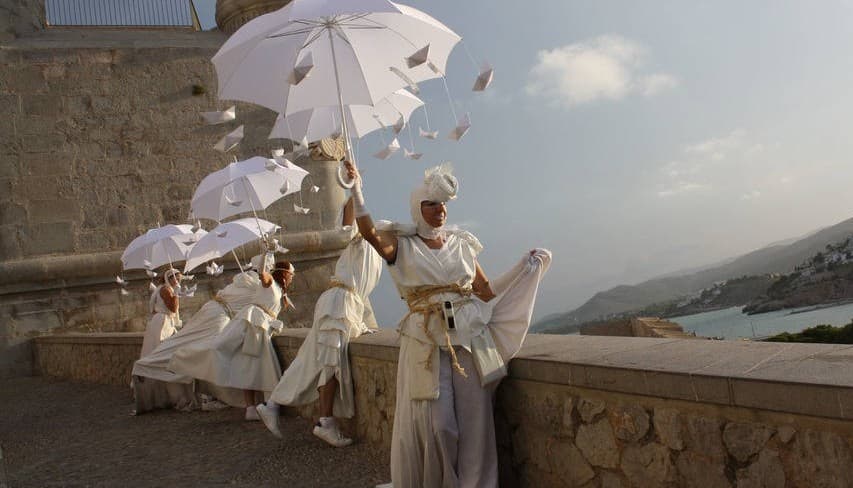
[{"left": 197, "top": 1, "right": 853, "bottom": 325}]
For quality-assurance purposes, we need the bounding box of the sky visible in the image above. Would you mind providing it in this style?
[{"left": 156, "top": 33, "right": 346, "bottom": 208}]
[{"left": 195, "top": 1, "right": 853, "bottom": 326}]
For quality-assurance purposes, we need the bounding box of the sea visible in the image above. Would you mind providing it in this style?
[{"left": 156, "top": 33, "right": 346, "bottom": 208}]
[{"left": 668, "top": 303, "right": 853, "bottom": 340}]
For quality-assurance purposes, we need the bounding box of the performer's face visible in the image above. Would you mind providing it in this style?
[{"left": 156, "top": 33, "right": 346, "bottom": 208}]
[
  {"left": 420, "top": 200, "right": 447, "bottom": 228},
  {"left": 273, "top": 267, "right": 294, "bottom": 288}
]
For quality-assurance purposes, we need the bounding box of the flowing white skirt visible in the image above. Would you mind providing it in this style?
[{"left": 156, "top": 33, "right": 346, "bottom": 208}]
[{"left": 140, "top": 312, "right": 180, "bottom": 358}]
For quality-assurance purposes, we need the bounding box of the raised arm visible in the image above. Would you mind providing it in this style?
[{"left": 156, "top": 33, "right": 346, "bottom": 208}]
[
  {"left": 342, "top": 196, "right": 355, "bottom": 227},
  {"left": 345, "top": 161, "right": 398, "bottom": 263}
]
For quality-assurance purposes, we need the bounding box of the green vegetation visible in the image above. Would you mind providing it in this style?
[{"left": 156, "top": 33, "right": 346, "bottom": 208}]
[{"left": 765, "top": 321, "right": 853, "bottom": 344}]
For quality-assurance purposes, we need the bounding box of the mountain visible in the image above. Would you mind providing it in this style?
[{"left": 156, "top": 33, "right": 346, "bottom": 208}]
[{"left": 535, "top": 217, "right": 853, "bottom": 331}]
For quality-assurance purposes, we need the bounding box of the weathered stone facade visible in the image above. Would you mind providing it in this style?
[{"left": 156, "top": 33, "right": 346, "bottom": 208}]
[{"left": 32, "top": 332, "right": 853, "bottom": 488}]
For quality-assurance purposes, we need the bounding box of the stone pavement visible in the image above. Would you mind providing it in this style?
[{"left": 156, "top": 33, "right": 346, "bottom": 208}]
[{"left": 0, "top": 377, "right": 389, "bottom": 488}]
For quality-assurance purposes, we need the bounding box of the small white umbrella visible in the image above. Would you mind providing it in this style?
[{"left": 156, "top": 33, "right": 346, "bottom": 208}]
[
  {"left": 191, "top": 156, "right": 309, "bottom": 223},
  {"left": 121, "top": 225, "right": 206, "bottom": 271},
  {"left": 212, "top": 0, "right": 461, "bottom": 186},
  {"left": 183, "top": 218, "right": 280, "bottom": 273},
  {"left": 269, "top": 89, "right": 424, "bottom": 142}
]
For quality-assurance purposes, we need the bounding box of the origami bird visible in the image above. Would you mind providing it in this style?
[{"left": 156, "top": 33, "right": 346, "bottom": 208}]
[{"left": 115, "top": 276, "right": 128, "bottom": 286}]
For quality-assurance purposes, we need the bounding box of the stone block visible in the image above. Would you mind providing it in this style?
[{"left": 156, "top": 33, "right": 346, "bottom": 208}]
[
  {"left": 16, "top": 176, "right": 74, "bottom": 200},
  {"left": 0, "top": 203, "right": 26, "bottom": 225},
  {"left": 600, "top": 471, "right": 625, "bottom": 488},
  {"left": 0, "top": 225, "right": 21, "bottom": 260},
  {"left": 15, "top": 115, "right": 56, "bottom": 136},
  {"left": 21, "top": 132, "right": 67, "bottom": 153},
  {"left": 610, "top": 404, "right": 650, "bottom": 442},
  {"left": 20, "top": 221, "right": 74, "bottom": 255},
  {"left": 722, "top": 422, "right": 773, "bottom": 463},
  {"left": 675, "top": 451, "right": 731, "bottom": 488},
  {"left": 5, "top": 65, "right": 46, "bottom": 92},
  {"left": 0, "top": 154, "right": 19, "bottom": 178},
  {"left": 684, "top": 414, "right": 725, "bottom": 461},
  {"left": 63, "top": 95, "right": 91, "bottom": 114},
  {"left": 23, "top": 154, "right": 72, "bottom": 176},
  {"left": 549, "top": 438, "right": 595, "bottom": 486},
  {"left": 576, "top": 418, "right": 619, "bottom": 468},
  {"left": 787, "top": 429, "right": 853, "bottom": 487},
  {"left": 105, "top": 205, "right": 132, "bottom": 227},
  {"left": 29, "top": 199, "right": 79, "bottom": 224},
  {"left": 621, "top": 443, "right": 675, "bottom": 488},
  {"left": 0, "top": 94, "right": 21, "bottom": 115},
  {"left": 735, "top": 449, "right": 784, "bottom": 488},
  {"left": 653, "top": 407, "right": 683, "bottom": 451},
  {"left": 578, "top": 397, "right": 606, "bottom": 423},
  {"left": 775, "top": 426, "right": 795, "bottom": 444},
  {"left": 22, "top": 94, "right": 62, "bottom": 116}
]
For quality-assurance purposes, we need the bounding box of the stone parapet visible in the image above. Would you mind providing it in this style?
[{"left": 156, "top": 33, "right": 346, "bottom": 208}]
[{"left": 32, "top": 332, "right": 853, "bottom": 487}]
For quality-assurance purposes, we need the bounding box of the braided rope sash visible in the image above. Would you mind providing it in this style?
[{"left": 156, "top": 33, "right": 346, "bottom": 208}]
[
  {"left": 327, "top": 278, "right": 356, "bottom": 294},
  {"left": 212, "top": 295, "right": 235, "bottom": 319},
  {"left": 401, "top": 284, "right": 473, "bottom": 377}
]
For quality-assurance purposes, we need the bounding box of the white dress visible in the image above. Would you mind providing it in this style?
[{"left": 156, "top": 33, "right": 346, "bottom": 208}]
[
  {"left": 169, "top": 271, "right": 285, "bottom": 393},
  {"left": 269, "top": 235, "right": 382, "bottom": 418},
  {"left": 140, "top": 285, "right": 182, "bottom": 358},
  {"left": 387, "top": 230, "right": 551, "bottom": 488},
  {"left": 131, "top": 273, "right": 263, "bottom": 412}
]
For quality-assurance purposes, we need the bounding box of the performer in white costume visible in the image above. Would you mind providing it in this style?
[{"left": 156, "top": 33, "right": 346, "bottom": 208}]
[
  {"left": 257, "top": 199, "right": 383, "bottom": 447},
  {"left": 131, "top": 270, "right": 267, "bottom": 414},
  {"left": 140, "top": 269, "right": 182, "bottom": 358},
  {"left": 345, "top": 161, "right": 551, "bottom": 488},
  {"left": 169, "top": 257, "right": 294, "bottom": 421}
]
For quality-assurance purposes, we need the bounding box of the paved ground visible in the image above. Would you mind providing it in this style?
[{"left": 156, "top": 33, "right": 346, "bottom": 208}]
[{"left": 0, "top": 377, "right": 389, "bottom": 488}]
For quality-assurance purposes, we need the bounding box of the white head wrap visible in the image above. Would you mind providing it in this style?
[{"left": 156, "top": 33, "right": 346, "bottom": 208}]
[
  {"left": 410, "top": 163, "right": 458, "bottom": 240},
  {"left": 164, "top": 268, "right": 181, "bottom": 284}
]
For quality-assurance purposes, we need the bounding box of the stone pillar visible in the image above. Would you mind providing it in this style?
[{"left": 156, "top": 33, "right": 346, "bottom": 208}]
[{"left": 216, "top": 0, "right": 291, "bottom": 33}]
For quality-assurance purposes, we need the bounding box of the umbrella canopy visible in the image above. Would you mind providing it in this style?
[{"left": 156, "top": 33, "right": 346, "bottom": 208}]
[
  {"left": 121, "top": 225, "right": 206, "bottom": 271},
  {"left": 269, "top": 89, "right": 424, "bottom": 142},
  {"left": 183, "top": 218, "right": 280, "bottom": 273},
  {"left": 212, "top": 0, "right": 460, "bottom": 115},
  {"left": 191, "top": 156, "right": 309, "bottom": 222}
]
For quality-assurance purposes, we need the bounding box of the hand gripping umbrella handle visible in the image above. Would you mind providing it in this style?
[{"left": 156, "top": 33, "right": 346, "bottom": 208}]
[{"left": 336, "top": 162, "right": 356, "bottom": 189}]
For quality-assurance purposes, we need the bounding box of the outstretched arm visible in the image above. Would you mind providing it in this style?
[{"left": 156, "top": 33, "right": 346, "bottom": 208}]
[
  {"left": 473, "top": 261, "right": 496, "bottom": 302},
  {"left": 345, "top": 161, "right": 398, "bottom": 263}
]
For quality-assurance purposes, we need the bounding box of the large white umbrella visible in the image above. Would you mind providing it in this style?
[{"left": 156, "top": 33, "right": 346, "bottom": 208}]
[
  {"left": 121, "top": 225, "right": 206, "bottom": 271},
  {"left": 183, "top": 218, "right": 280, "bottom": 273},
  {"left": 212, "top": 0, "right": 461, "bottom": 185},
  {"left": 191, "top": 156, "right": 309, "bottom": 222},
  {"left": 269, "top": 89, "right": 424, "bottom": 142}
]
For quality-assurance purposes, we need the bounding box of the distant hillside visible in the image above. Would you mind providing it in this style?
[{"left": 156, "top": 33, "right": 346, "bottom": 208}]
[{"left": 534, "top": 217, "right": 853, "bottom": 332}]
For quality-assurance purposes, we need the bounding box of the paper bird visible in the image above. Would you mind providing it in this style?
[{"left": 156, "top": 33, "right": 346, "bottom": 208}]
[
  {"left": 389, "top": 67, "right": 420, "bottom": 94},
  {"left": 179, "top": 284, "right": 198, "bottom": 298},
  {"left": 206, "top": 262, "right": 224, "bottom": 276},
  {"left": 225, "top": 194, "right": 243, "bottom": 207},
  {"left": 216, "top": 230, "right": 228, "bottom": 238},
  {"left": 120, "top": 288, "right": 130, "bottom": 296},
  {"left": 271, "top": 148, "right": 285, "bottom": 158},
  {"left": 406, "top": 45, "right": 430, "bottom": 69},
  {"left": 404, "top": 148, "right": 423, "bottom": 160},
  {"left": 271, "top": 238, "right": 290, "bottom": 255},
  {"left": 213, "top": 125, "right": 244, "bottom": 153},
  {"left": 143, "top": 259, "right": 152, "bottom": 269},
  {"left": 373, "top": 138, "right": 401, "bottom": 160},
  {"left": 294, "top": 204, "right": 310, "bottom": 215},
  {"left": 392, "top": 117, "right": 405, "bottom": 134},
  {"left": 182, "top": 274, "right": 194, "bottom": 281},
  {"left": 419, "top": 127, "right": 438, "bottom": 140},
  {"left": 149, "top": 282, "right": 158, "bottom": 292},
  {"left": 289, "top": 52, "right": 314, "bottom": 85},
  {"left": 146, "top": 269, "right": 157, "bottom": 278},
  {"left": 201, "top": 106, "right": 236, "bottom": 125},
  {"left": 310, "top": 185, "right": 320, "bottom": 193},
  {"left": 115, "top": 276, "right": 128, "bottom": 286},
  {"left": 279, "top": 180, "right": 291, "bottom": 195},
  {"left": 472, "top": 64, "right": 494, "bottom": 92},
  {"left": 448, "top": 113, "right": 471, "bottom": 141}
]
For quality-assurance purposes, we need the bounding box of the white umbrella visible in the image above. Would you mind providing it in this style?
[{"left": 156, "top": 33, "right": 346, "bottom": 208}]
[
  {"left": 183, "top": 218, "right": 280, "bottom": 273},
  {"left": 212, "top": 0, "right": 461, "bottom": 185},
  {"left": 121, "top": 225, "right": 206, "bottom": 271},
  {"left": 191, "top": 156, "right": 309, "bottom": 222},
  {"left": 269, "top": 89, "right": 424, "bottom": 142}
]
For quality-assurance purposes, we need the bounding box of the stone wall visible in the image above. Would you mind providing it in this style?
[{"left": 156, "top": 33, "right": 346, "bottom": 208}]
[
  {"left": 0, "top": 27, "right": 348, "bottom": 377},
  {"left": 32, "top": 331, "right": 853, "bottom": 487}
]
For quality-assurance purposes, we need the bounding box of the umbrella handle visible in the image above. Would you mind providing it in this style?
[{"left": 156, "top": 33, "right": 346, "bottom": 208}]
[{"left": 336, "top": 162, "right": 356, "bottom": 189}]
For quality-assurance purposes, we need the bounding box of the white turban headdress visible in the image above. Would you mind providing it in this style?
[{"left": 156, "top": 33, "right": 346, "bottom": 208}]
[{"left": 410, "top": 163, "right": 458, "bottom": 240}]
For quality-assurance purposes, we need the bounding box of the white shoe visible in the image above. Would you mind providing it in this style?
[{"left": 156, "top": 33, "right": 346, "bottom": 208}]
[
  {"left": 201, "top": 398, "right": 229, "bottom": 412},
  {"left": 245, "top": 405, "right": 260, "bottom": 421},
  {"left": 257, "top": 404, "right": 283, "bottom": 439},
  {"left": 313, "top": 423, "right": 353, "bottom": 447}
]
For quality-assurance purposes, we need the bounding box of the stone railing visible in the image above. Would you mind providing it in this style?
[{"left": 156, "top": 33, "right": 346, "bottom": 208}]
[{"left": 32, "top": 332, "right": 853, "bottom": 487}]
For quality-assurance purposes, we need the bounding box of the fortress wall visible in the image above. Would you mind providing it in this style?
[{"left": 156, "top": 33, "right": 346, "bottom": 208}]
[{"left": 33, "top": 331, "right": 853, "bottom": 488}]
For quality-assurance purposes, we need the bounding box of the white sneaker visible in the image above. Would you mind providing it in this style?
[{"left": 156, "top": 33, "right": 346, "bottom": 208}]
[
  {"left": 313, "top": 423, "right": 353, "bottom": 447},
  {"left": 257, "top": 404, "right": 283, "bottom": 439},
  {"left": 245, "top": 405, "right": 260, "bottom": 421}
]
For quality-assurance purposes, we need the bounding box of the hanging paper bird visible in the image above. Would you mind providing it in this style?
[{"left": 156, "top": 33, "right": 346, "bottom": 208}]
[
  {"left": 293, "top": 204, "right": 310, "bottom": 215},
  {"left": 146, "top": 269, "right": 157, "bottom": 278},
  {"left": 473, "top": 64, "right": 494, "bottom": 92},
  {"left": 201, "top": 106, "right": 236, "bottom": 125},
  {"left": 404, "top": 149, "right": 423, "bottom": 160},
  {"left": 115, "top": 276, "right": 128, "bottom": 286},
  {"left": 419, "top": 127, "right": 439, "bottom": 140},
  {"left": 448, "top": 113, "right": 471, "bottom": 141},
  {"left": 373, "top": 138, "right": 401, "bottom": 160},
  {"left": 120, "top": 289, "right": 130, "bottom": 296},
  {"left": 310, "top": 185, "right": 320, "bottom": 193},
  {"left": 213, "top": 125, "right": 244, "bottom": 152}
]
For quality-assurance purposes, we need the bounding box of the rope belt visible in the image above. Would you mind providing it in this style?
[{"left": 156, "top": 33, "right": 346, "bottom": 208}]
[
  {"left": 327, "top": 278, "right": 355, "bottom": 294},
  {"left": 212, "top": 295, "right": 234, "bottom": 319},
  {"left": 401, "top": 284, "right": 472, "bottom": 377}
]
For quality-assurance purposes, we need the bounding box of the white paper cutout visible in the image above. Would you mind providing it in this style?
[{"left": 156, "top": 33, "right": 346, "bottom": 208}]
[
  {"left": 406, "top": 45, "right": 430, "bottom": 69},
  {"left": 214, "top": 125, "right": 244, "bottom": 153},
  {"left": 201, "top": 106, "right": 236, "bottom": 125},
  {"left": 216, "top": 230, "right": 228, "bottom": 238},
  {"left": 472, "top": 64, "right": 494, "bottom": 92},
  {"left": 389, "top": 67, "right": 420, "bottom": 94},
  {"left": 310, "top": 185, "right": 320, "bottom": 193},
  {"left": 115, "top": 276, "right": 128, "bottom": 286},
  {"left": 448, "top": 113, "right": 471, "bottom": 141},
  {"left": 373, "top": 138, "right": 401, "bottom": 159},
  {"left": 206, "top": 261, "right": 224, "bottom": 276},
  {"left": 271, "top": 238, "right": 289, "bottom": 255},
  {"left": 419, "top": 127, "right": 438, "bottom": 140},
  {"left": 120, "top": 288, "right": 130, "bottom": 296},
  {"left": 293, "top": 204, "right": 310, "bottom": 214},
  {"left": 289, "top": 52, "right": 314, "bottom": 85},
  {"left": 148, "top": 282, "right": 157, "bottom": 292},
  {"left": 403, "top": 148, "right": 423, "bottom": 160},
  {"left": 145, "top": 269, "right": 157, "bottom": 278},
  {"left": 179, "top": 284, "right": 198, "bottom": 297},
  {"left": 181, "top": 274, "right": 194, "bottom": 281}
]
